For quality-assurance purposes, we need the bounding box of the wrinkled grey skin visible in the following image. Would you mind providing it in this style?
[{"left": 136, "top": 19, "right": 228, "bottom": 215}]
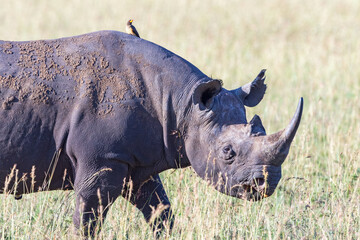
[{"left": 0, "top": 31, "right": 303, "bottom": 236}]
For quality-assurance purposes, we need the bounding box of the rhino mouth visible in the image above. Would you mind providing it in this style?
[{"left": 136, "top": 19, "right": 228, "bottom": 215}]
[
  {"left": 229, "top": 183, "right": 264, "bottom": 201},
  {"left": 241, "top": 178, "right": 267, "bottom": 201},
  {"left": 230, "top": 172, "right": 280, "bottom": 201},
  {"left": 233, "top": 177, "right": 264, "bottom": 201}
]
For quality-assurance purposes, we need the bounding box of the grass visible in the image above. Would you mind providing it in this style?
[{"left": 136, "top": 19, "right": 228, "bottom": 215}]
[{"left": 0, "top": 0, "right": 360, "bottom": 239}]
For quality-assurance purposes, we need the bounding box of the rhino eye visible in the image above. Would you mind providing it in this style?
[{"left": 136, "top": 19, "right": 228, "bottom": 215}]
[
  {"left": 223, "top": 145, "right": 231, "bottom": 153},
  {"left": 222, "top": 145, "right": 235, "bottom": 161}
]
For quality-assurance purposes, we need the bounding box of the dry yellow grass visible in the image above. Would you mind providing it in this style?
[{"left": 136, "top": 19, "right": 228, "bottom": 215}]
[{"left": 0, "top": 0, "right": 359, "bottom": 239}]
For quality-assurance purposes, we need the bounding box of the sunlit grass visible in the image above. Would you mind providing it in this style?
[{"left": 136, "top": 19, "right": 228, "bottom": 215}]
[{"left": 0, "top": 0, "right": 359, "bottom": 239}]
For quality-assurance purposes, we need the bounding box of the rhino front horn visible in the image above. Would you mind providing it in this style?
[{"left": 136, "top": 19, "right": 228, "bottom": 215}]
[
  {"left": 264, "top": 97, "right": 303, "bottom": 165},
  {"left": 282, "top": 97, "right": 303, "bottom": 146}
]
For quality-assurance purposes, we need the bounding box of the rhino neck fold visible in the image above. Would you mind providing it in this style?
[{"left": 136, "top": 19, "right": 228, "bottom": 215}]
[
  {"left": 117, "top": 35, "right": 209, "bottom": 170},
  {"left": 157, "top": 74, "right": 207, "bottom": 170}
]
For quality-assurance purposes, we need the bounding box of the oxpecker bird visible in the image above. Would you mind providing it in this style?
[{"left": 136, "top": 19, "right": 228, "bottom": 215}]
[{"left": 126, "top": 19, "right": 140, "bottom": 38}]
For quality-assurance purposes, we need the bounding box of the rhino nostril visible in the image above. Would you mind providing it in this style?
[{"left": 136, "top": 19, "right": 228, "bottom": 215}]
[{"left": 252, "top": 178, "right": 265, "bottom": 188}]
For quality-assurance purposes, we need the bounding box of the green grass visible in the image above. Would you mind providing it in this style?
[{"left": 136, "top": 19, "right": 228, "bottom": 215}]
[{"left": 1, "top": 0, "right": 360, "bottom": 239}]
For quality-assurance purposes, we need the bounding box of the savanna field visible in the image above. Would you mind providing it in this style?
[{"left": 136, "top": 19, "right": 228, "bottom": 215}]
[{"left": 0, "top": 0, "right": 359, "bottom": 239}]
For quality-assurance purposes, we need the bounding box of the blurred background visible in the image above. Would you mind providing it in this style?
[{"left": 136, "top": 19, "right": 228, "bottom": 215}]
[{"left": 0, "top": 0, "right": 359, "bottom": 239}]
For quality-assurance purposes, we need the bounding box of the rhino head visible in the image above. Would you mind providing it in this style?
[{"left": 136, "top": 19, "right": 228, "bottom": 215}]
[{"left": 185, "top": 70, "right": 303, "bottom": 200}]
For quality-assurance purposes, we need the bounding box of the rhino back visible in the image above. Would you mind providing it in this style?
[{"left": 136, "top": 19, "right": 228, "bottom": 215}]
[{"left": 0, "top": 30, "right": 205, "bottom": 118}]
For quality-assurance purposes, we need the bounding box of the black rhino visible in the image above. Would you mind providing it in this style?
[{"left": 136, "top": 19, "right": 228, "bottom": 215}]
[{"left": 0, "top": 31, "right": 303, "bottom": 236}]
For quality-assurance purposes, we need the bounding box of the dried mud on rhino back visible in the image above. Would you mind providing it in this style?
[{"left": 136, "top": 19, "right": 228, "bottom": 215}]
[{"left": 0, "top": 33, "right": 146, "bottom": 115}]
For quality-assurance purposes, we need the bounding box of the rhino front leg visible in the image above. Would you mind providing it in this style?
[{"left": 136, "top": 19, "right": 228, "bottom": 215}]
[
  {"left": 125, "top": 174, "right": 174, "bottom": 237},
  {"left": 72, "top": 164, "right": 127, "bottom": 237}
]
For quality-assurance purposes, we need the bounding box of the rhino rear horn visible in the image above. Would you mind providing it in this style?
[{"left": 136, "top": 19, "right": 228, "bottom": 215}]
[{"left": 249, "top": 114, "right": 266, "bottom": 136}]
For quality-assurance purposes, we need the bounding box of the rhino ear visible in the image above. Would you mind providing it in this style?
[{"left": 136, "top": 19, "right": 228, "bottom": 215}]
[
  {"left": 239, "top": 69, "right": 267, "bottom": 107},
  {"left": 193, "top": 80, "right": 222, "bottom": 110}
]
